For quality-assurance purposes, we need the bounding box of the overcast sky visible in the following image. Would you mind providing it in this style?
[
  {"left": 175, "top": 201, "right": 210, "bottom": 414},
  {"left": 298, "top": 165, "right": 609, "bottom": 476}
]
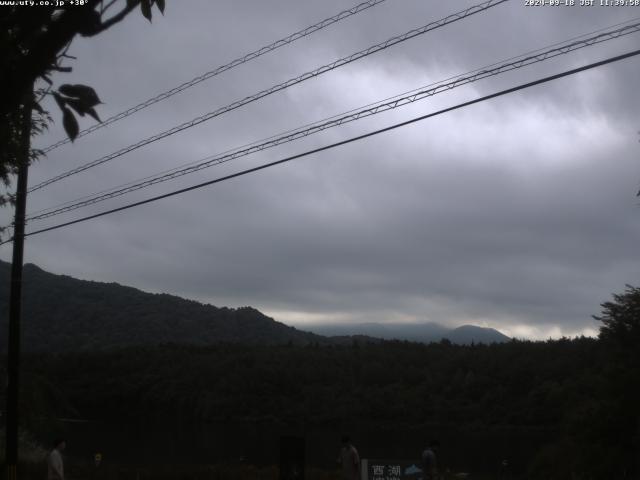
[{"left": 2, "top": 0, "right": 639, "bottom": 339}]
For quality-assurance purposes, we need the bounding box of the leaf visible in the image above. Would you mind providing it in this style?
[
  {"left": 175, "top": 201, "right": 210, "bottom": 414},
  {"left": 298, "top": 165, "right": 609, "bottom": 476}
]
[
  {"left": 77, "top": 9, "right": 103, "bottom": 36},
  {"left": 155, "top": 0, "right": 165, "bottom": 14},
  {"left": 62, "top": 108, "right": 79, "bottom": 142},
  {"left": 58, "top": 84, "right": 102, "bottom": 107},
  {"left": 86, "top": 107, "right": 102, "bottom": 123},
  {"left": 66, "top": 98, "right": 87, "bottom": 117},
  {"left": 140, "top": 0, "right": 152, "bottom": 22},
  {"left": 61, "top": 93, "right": 102, "bottom": 124},
  {"left": 52, "top": 92, "right": 66, "bottom": 111}
]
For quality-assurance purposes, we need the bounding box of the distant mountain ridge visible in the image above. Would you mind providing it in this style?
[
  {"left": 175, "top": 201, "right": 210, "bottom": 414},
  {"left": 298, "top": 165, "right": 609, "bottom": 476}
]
[
  {"left": 0, "top": 261, "right": 508, "bottom": 351},
  {"left": 305, "top": 321, "right": 510, "bottom": 345}
]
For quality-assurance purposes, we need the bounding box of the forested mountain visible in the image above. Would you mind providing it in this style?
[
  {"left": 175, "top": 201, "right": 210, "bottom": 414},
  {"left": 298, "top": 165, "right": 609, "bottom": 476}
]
[
  {"left": 0, "top": 261, "right": 324, "bottom": 352},
  {"left": 0, "top": 261, "right": 507, "bottom": 351},
  {"left": 448, "top": 324, "right": 511, "bottom": 344}
]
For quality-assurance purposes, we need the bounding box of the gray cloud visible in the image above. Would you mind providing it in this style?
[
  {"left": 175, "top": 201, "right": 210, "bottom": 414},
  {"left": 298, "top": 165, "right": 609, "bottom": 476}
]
[{"left": 2, "top": 0, "right": 639, "bottom": 339}]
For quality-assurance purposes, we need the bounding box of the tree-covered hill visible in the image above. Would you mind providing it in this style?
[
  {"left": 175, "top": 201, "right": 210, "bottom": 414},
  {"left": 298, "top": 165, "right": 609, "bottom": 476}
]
[{"left": 0, "top": 261, "right": 325, "bottom": 352}]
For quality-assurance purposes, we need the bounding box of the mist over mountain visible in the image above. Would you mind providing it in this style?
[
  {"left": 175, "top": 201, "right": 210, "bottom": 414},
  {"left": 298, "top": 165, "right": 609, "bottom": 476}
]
[{"left": 306, "top": 322, "right": 510, "bottom": 344}]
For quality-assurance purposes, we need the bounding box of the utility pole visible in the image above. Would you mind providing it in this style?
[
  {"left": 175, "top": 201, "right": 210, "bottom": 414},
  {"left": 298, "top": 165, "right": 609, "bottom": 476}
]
[{"left": 4, "top": 85, "right": 33, "bottom": 480}]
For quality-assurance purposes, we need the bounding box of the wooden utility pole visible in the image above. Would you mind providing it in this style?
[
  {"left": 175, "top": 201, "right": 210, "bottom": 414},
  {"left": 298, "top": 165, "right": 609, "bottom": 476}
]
[{"left": 4, "top": 85, "right": 33, "bottom": 480}]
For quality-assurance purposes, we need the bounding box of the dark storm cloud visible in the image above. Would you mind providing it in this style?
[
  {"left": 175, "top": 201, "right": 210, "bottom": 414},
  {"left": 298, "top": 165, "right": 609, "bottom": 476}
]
[{"left": 2, "top": 0, "right": 639, "bottom": 338}]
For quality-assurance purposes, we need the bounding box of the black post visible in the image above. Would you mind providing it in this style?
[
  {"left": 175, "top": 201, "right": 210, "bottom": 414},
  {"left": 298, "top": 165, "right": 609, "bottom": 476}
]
[{"left": 5, "top": 86, "right": 32, "bottom": 480}]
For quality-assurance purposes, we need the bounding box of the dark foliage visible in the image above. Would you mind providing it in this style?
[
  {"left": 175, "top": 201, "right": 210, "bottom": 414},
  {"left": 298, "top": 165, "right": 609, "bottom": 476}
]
[
  {"left": 0, "top": 0, "right": 164, "bottom": 211},
  {"left": 2, "top": 336, "right": 634, "bottom": 478},
  {"left": 595, "top": 284, "right": 640, "bottom": 347}
]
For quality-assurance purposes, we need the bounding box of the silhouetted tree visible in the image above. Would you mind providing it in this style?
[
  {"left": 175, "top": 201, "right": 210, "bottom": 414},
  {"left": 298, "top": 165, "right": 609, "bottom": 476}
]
[
  {"left": 0, "top": 0, "right": 165, "bottom": 214},
  {"left": 594, "top": 284, "right": 640, "bottom": 348},
  {"left": 590, "top": 285, "right": 640, "bottom": 478}
]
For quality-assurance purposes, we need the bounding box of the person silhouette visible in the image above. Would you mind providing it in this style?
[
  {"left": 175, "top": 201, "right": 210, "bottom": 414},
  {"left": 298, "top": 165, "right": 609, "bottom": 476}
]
[
  {"left": 337, "top": 435, "right": 360, "bottom": 480},
  {"left": 47, "top": 439, "right": 66, "bottom": 480},
  {"left": 421, "top": 440, "right": 440, "bottom": 480}
]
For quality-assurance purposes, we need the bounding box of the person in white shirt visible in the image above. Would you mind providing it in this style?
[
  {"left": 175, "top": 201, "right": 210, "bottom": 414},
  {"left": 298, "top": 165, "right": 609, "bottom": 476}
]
[
  {"left": 337, "top": 435, "right": 360, "bottom": 480},
  {"left": 47, "top": 439, "right": 66, "bottom": 480}
]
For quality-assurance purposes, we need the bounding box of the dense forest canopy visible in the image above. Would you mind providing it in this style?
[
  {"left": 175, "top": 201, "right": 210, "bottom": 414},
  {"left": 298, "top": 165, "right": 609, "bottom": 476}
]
[{"left": 2, "top": 332, "right": 638, "bottom": 478}]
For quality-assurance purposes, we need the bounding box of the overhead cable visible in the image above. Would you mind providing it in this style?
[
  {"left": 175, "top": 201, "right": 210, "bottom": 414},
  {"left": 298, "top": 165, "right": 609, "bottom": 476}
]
[
  {"left": 29, "top": 0, "right": 508, "bottom": 193},
  {"left": 39, "top": 0, "right": 390, "bottom": 153},
  {"left": 27, "top": 16, "right": 640, "bottom": 220},
  {"left": 25, "top": 20, "right": 640, "bottom": 222},
  {"left": 1, "top": 47, "right": 636, "bottom": 245}
]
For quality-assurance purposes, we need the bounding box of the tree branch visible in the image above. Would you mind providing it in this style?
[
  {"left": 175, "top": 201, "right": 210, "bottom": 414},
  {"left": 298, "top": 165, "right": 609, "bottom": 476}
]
[
  {"left": 0, "top": 0, "right": 140, "bottom": 118},
  {"left": 101, "top": 0, "right": 120, "bottom": 15},
  {"left": 88, "top": 0, "right": 141, "bottom": 36}
]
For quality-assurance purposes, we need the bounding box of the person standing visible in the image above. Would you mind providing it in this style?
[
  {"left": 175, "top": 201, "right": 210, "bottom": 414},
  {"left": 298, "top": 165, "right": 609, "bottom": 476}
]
[
  {"left": 421, "top": 440, "right": 439, "bottom": 480},
  {"left": 337, "top": 435, "right": 360, "bottom": 480},
  {"left": 47, "top": 439, "right": 66, "bottom": 480}
]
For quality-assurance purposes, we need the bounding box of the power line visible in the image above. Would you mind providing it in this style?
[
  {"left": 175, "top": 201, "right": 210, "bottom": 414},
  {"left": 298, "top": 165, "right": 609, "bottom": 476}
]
[
  {"left": 26, "top": 16, "right": 640, "bottom": 219},
  {"left": 33, "top": 12, "right": 637, "bottom": 222},
  {"left": 24, "top": 20, "right": 640, "bottom": 222},
  {"left": 28, "top": 0, "right": 508, "bottom": 193},
  {"left": 39, "top": 0, "right": 390, "bottom": 154},
  {"left": 2, "top": 47, "right": 636, "bottom": 245}
]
